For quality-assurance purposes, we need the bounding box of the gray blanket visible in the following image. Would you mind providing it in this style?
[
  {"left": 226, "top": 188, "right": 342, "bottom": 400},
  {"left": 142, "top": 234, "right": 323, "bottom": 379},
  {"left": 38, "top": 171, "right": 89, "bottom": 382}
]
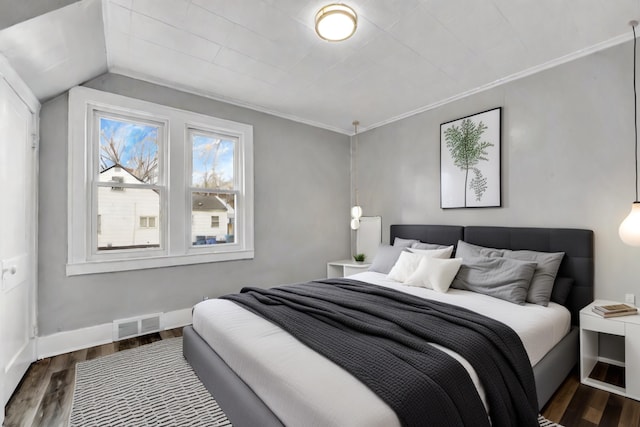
[{"left": 222, "top": 279, "right": 538, "bottom": 427}]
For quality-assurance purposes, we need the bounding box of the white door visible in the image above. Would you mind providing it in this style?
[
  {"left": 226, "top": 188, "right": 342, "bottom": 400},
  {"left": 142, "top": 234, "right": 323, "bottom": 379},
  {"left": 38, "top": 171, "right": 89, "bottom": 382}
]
[{"left": 0, "top": 74, "right": 37, "bottom": 421}]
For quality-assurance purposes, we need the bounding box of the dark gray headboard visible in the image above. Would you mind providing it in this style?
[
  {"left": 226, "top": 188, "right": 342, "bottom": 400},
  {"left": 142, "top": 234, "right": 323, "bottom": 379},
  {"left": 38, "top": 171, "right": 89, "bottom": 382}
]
[
  {"left": 390, "top": 225, "right": 464, "bottom": 248},
  {"left": 390, "top": 225, "right": 594, "bottom": 325}
]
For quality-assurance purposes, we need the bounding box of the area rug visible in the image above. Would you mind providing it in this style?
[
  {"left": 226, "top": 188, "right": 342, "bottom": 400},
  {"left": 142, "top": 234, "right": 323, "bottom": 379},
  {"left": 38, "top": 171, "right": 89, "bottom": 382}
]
[
  {"left": 69, "top": 338, "right": 231, "bottom": 427},
  {"left": 539, "top": 415, "right": 564, "bottom": 427},
  {"left": 70, "top": 337, "right": 563, "bottom": 427}
]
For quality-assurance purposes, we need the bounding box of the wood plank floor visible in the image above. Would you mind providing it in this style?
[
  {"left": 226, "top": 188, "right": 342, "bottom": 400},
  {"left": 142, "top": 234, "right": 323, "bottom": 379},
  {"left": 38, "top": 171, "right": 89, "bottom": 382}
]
[
  {"left": 4, "top": 329, "right": 640, "bottom": 426},
  {"left": 542, "top": 363, "right": 640, "bottom": 427},
  {"left": 3, "top": 328, "right": 183, "bottom": 427}
]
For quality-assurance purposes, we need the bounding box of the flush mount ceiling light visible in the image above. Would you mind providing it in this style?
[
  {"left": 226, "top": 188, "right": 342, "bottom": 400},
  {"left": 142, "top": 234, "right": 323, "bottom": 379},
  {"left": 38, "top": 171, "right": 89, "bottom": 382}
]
[{"left": 315, "top": 4, "right": 357, "bottom": 42}]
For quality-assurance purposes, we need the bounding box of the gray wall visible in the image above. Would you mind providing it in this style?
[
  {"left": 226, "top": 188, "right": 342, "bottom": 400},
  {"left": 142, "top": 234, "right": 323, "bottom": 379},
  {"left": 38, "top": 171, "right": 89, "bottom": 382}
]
[
  {"left": 38, "top": 73, "right": 350, "bottom": 335},
  {"left": 356, "top": 41, "right": 640, "bottom": 302}
]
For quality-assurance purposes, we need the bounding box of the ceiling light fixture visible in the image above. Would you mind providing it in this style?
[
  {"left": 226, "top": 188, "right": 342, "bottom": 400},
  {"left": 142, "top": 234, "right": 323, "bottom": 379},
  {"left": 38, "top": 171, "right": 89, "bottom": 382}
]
[
  {"left": 315, "top": 3, "right": 357, "bottom": 42},
  {"left": 619, "top": 20, "right": 640, "bottom": 246}
]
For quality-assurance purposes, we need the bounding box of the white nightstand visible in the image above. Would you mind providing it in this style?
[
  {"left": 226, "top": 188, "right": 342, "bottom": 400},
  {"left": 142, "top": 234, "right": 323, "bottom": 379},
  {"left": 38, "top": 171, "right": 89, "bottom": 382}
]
[
  {"left": 580, "top": 301, "right": 640, "bottom": 401},
  {"left": 327, "top": 259, "right": 371, "bottom": 278}
]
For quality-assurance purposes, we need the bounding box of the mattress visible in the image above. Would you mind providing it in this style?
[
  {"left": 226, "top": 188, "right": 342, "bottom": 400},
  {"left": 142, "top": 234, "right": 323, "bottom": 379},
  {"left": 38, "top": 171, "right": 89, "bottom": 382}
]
[{"left": 192, "top": 272, "right": 571, "bottom": 427}]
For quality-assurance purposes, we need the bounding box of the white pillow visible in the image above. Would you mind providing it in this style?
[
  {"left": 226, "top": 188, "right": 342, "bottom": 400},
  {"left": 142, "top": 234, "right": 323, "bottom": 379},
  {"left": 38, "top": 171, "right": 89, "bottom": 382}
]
[
  {"left": 405, "top": 257, "right": 463, "bottom": 292},
  {"left": 387, "top": 251, "right": 423, "bottom": 282},
  {"left": 407, "top": 246, "right": 454, "bottom": 259},
  {"left": 387, "top": 246, "right": 454, "bottom": 282}
]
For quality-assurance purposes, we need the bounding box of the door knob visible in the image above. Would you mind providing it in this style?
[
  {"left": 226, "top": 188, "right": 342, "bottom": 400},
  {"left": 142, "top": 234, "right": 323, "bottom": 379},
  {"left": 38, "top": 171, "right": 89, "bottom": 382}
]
[{"left": 2, "top": 265, "right": 17, "bottom": 275}]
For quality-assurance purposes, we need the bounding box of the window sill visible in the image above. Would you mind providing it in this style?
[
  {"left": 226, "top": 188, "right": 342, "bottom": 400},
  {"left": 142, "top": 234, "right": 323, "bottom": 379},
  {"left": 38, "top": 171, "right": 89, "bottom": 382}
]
[{"left": 66, "top": 249, "right": 254, "bottom": 276}]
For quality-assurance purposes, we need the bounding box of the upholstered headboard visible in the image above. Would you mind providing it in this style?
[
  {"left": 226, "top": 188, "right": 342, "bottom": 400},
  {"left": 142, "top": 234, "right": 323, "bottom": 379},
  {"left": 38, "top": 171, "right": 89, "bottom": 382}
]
[
  {"left": 390, "top": 225, "right": 594, "bottom": 325},
  {"left": 390, "top": 225, "right": 464, "bottom": 248}
]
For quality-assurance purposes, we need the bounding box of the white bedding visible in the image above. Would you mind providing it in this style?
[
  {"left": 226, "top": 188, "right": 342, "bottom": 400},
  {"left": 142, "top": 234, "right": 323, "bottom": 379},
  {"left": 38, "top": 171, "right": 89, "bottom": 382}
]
[{"left": 192, "top": 272, "right": 571, "bottom": 427}]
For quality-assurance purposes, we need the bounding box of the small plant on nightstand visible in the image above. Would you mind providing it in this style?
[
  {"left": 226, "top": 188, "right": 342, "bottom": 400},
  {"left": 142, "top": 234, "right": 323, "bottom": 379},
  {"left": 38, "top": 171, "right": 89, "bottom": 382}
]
[{"left": 353, "top": 253, "right": 366, "bottom": 263}]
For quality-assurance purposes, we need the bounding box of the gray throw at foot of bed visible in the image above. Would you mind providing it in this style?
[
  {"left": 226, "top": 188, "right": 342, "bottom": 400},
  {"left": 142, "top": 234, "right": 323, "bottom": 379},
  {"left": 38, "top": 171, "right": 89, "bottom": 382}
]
[{"left": 222, "top": 278, "right": 539, "bottom": 427}]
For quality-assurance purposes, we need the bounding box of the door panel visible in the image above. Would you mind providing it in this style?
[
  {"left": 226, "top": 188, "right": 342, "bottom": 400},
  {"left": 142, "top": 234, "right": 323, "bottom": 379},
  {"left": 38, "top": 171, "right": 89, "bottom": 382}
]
[{"left": 0, "top": 75, "right": 37, "bottom": 414}]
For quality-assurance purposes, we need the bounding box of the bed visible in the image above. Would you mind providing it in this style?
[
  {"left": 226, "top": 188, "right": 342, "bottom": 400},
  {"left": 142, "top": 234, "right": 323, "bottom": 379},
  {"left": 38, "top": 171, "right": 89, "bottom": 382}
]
[{"left": 183, "top": 225, "right": 594, "bottom": 426}]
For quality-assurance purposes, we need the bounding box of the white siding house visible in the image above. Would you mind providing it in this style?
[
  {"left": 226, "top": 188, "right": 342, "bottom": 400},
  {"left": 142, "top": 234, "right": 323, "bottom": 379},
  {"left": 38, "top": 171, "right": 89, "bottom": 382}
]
[
  {"left": 98, "top": 165, "right": 234, "bottom": 249},
  {"left": 97, "top": 165, "right": 160, "bottom": 249},
  {"left": 191, "top": 194, "right": 234, "bottom": 245}
]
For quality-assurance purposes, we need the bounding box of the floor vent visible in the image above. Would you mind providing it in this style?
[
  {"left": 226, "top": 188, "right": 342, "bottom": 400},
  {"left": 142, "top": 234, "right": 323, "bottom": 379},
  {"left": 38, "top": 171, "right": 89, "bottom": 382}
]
[{"left": 113, "top": 313, "right": 163, "bottom": 341}]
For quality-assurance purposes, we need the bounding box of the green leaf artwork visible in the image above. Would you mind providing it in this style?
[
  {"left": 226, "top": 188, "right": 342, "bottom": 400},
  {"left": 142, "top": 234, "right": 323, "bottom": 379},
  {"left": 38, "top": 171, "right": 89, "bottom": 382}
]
[{"left": 444, "top": 118, "right": 494, "bottom": 206}]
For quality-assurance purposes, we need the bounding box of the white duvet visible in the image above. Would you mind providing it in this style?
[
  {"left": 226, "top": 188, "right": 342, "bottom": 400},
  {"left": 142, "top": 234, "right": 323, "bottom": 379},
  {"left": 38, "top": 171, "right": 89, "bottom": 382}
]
[{"left": 192, "top": 272, "right": 570, "bottom": 427}]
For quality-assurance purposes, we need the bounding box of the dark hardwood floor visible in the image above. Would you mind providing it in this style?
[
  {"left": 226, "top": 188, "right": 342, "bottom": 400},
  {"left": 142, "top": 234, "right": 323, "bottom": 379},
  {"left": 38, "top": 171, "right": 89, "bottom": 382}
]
[
  {"left": 3, "top": 328, "right": 183, "bottom": 427},
  {"left": 542, "top": 362, "right": 640, "bottom": 427},
  {"left": 4, "top": 329, "right": 640, "bottom": 426}
]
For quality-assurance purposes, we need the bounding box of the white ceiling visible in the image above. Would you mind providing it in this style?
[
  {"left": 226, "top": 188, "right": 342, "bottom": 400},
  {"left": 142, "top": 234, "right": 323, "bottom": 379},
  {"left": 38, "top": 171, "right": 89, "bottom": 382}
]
[{"left": 0, "top": 0, "right": 639, "bottom": 134}]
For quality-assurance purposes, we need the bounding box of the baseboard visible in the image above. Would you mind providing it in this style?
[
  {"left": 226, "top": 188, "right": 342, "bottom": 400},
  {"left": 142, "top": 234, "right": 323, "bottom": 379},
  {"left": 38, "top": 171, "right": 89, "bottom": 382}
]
[{"left": 36, "top": 307, "right": 193, "bottom": 359}]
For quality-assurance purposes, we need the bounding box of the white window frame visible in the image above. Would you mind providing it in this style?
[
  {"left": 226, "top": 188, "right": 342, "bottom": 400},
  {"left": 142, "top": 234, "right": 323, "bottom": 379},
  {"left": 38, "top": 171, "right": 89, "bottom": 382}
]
[
  {"left": 67, "top": 87, "right": 254, "bottom": 276},
  {"left": 187, "top": 127, "right": 240, "bottom": 250},
  {"left": 90, "top": 109, "right": 167, "bottom": 259}
]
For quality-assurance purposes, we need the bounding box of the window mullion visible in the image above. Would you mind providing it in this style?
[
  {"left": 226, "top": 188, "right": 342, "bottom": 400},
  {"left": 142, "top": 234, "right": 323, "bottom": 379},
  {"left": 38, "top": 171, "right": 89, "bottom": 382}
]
[{"left": 168, "top": 121, "right": 186, "bottom": 256}]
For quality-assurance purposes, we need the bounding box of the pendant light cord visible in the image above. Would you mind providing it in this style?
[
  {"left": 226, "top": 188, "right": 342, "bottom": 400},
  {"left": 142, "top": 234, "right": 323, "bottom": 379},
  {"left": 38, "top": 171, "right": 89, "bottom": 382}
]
[
  {"left": 353, "top": 120, "right": 359, "bottom": 206},
  {"left": 634, "top": 23, "right": 639, "bottom": 202}
]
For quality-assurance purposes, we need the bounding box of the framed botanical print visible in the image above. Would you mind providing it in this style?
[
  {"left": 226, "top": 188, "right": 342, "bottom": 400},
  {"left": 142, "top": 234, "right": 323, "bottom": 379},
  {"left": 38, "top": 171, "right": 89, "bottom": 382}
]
[{"left": 440, "top": 107, "right": 501, "bottom": 208}]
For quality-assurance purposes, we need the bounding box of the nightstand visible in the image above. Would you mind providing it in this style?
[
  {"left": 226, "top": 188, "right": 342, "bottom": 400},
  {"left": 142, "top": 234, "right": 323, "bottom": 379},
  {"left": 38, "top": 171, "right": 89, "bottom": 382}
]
[
  {"left": 327, "top": 259, "right": 371, "bottom": 278},
  {"left": 580, "top": 301, "right": 640, "bottom": 401}
]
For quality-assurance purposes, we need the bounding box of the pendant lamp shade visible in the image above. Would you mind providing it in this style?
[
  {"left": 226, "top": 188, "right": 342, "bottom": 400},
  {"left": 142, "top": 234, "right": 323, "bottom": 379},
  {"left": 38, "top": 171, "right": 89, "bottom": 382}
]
[
  {"left": 351, "top": 205, "right": 363, "bottom": 219},
  {"left": 620, "top": 202, "right": 640, "bottom": 245},
  {"left": 620, "top": 21, "right": 640, "bottom": 246}
]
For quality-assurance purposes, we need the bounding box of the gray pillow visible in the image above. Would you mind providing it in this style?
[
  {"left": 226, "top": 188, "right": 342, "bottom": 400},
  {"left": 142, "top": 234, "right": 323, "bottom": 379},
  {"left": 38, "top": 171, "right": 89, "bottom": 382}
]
[
  {"left": 550, "top": 277, "right": 574, "bottom": 305},
  {"left": 456, "top": 240, "right": 565, "bottom": 307},
  {"left": 451, "top": 257, "right": 538, "bottom": 305},
  {"left": 393, "top": 237, "right": 417, "bottom": 248},
  {"left": 411, "top": 241, "right": 450, "bottom": 250},
  {"left": 503, "top": 250, "right": 564, "bottom": 307},
  {"left": 455, "top": 240, "right": 505, "bottom": 259},
  {"left": 368, "top": 244, "right": 406, "bottom": 274}
]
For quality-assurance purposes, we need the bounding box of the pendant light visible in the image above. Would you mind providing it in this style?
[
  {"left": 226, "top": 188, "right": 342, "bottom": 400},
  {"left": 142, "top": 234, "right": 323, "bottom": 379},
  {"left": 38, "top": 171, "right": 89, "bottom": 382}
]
[
  {"left": 351, "top": 120, "right": 362, "bottom": 230},
  {"left": 619, "top": 20, "right": 640, "bottom": 246}
]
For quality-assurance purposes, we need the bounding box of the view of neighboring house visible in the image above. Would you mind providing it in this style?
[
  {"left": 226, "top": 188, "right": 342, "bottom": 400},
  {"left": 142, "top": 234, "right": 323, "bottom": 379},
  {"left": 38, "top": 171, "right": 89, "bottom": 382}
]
[
  {"left": 192, "top": 193, "right": 234, "bottom": 245},
  {"left": 98, "top": 165, "right": 160, "bottom": 249},
  {"left": 98, "top": 165, "right": 234, "bottom": 249}
]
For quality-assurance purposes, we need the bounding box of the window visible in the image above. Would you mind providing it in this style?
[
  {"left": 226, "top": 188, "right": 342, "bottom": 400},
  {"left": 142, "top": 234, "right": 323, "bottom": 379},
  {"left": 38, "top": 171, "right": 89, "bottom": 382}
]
[
  {"left": 110, "top": 176, "right": 124, "bottom": 191},
  {"left": 96, "top": 113, "right": 163, "bottom": 252},
  {"left": 139, "top": 216, "right": 157, "bottom": 228},
  {"left": 67, "top": 87, "right": 254, "bottom": 275},
  {"left": 190, "top": 129, "right": 236, "bottom": 246}
]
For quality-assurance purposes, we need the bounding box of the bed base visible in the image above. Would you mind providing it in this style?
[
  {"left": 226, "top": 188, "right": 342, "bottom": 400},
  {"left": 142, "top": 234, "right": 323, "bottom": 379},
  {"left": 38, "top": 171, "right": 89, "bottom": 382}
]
[
  {"left": 183, "top": 325, "right": 284, "bottom": 426},
  {"left": 533, "top": 326, "right": 578, "bottom": 408},
  {"left": 184, "top": 324, "right": 578, "bottom": 426}
]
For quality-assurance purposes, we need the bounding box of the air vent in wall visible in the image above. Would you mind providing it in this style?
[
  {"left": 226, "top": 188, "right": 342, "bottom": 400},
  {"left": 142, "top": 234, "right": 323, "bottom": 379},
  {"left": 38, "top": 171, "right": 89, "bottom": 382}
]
[
  {"left": 141, "top": 316, "right": 161, "bottom": 334},
  {"left": 118, "top": 321, "right": 139, "bottom": 339},
  {"left": 113, "top": 313, "right": 163, "bottom": 341}
]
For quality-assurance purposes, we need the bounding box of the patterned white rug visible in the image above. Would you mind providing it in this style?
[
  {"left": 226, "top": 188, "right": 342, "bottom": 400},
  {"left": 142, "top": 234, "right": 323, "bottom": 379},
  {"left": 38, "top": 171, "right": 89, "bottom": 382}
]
[
  {"left": 70, "top": 336, "right": 563, "bottom": 427},
  {"left": 70, "top": 338, "right": 231, "bottom": 427},
  {"left": 539, "top": 415, "right": 564, "bottom": 427}
]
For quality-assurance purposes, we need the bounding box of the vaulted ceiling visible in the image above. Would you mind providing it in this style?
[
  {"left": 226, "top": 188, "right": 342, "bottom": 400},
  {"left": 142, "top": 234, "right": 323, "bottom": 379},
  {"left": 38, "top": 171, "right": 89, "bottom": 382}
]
[{"left": 0, "top": 0, "right": 638, "bottom": 134}]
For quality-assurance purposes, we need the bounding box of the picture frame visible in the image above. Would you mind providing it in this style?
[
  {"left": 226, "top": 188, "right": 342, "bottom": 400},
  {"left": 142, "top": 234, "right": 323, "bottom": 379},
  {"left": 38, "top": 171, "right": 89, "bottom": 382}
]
[{"left": 440, "top": 107, "right": 502, "bottom": 209}]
